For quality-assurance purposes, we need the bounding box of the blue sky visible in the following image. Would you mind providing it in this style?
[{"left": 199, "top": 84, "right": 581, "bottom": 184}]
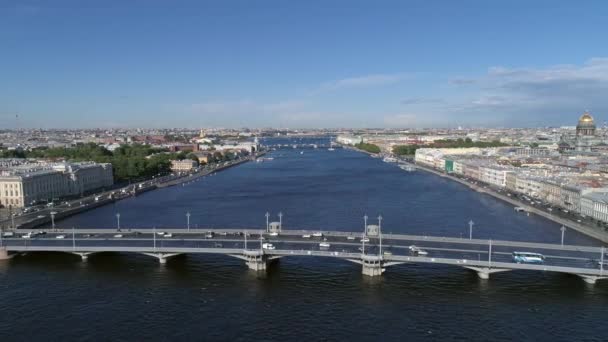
[{"left": 2, "top": 0, "right": 608, "bottom": 129}]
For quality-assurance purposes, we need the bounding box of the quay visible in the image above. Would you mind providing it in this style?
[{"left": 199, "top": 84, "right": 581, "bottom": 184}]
[
  {"left": 0, "top": 156, "right": 256, "bottom": 231},
  {"left": 412, "top": 162, "right": 608, "bottom": 244}
]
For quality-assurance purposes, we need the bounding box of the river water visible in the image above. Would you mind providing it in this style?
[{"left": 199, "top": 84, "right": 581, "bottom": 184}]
[{"left": 1, "top": 138, "right": 607, "bottom": 341}]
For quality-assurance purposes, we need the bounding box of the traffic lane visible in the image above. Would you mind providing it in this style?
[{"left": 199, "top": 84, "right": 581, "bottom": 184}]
[{"left": 4, "top": 237, "right": 600, "bottom": 269}]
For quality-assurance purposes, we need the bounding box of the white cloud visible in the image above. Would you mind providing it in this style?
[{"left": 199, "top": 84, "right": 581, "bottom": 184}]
[
  {"left": 314, "top": 73, "right": 408, "bottom": 94},
  {"left": 448, "top": 58, "right": 608, "bottom": 126}
]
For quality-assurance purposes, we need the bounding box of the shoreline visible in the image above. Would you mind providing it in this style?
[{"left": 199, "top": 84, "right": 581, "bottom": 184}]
[
  {"left": 414, "top": 162, "right": 608, "bottom": 244},
  {"left": 5, "top": 156, "right": 257, "bottom": 230}
]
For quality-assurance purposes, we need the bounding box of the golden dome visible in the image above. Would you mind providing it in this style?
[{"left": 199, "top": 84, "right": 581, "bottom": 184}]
[
  {"left": 579, "top": 112, "right": 594, "bottom": 123},
  {"left": 576, "top": 111, "right": 596, "bottom": 133}
]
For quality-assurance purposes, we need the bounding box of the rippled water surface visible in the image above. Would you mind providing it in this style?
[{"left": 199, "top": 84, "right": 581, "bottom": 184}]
[{"left": 1, "top": 138, "right": 607, "bottom": 341}]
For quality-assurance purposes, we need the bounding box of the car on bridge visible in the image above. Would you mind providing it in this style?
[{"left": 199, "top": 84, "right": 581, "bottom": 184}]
[
  {"left": 409, "top": 245, "right": 428, "bottom": 256},
  {"left": 512, "top": 252, "right": 545, "bottom": 264}
]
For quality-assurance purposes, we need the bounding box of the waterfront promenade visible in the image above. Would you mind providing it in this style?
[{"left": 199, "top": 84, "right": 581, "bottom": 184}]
[{"left": 412, "top": 163, "right": 608, "bottom": 243}]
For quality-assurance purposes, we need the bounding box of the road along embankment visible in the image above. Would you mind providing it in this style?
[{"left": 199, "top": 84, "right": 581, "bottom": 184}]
[
  {"left": 9, "top": 158, "right": 255, "bottom": 230},
  {"left": 415, "top": 163, "right": 608, "bottom": 243}
]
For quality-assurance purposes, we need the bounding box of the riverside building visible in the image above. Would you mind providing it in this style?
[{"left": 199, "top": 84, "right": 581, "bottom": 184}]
[{"left": 0, "top": 161, "right": 113, "bottom": 208}]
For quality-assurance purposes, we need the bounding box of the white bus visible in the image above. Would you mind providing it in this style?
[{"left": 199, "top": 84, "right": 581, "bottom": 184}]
[{"left": 512, "top": 252, "right": 545, "bottom": 264}]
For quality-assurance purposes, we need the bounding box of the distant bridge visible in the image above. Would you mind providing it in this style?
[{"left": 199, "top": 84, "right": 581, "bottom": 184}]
[{"left": 1, "top": 229, "right": 606, "bottom": 284}]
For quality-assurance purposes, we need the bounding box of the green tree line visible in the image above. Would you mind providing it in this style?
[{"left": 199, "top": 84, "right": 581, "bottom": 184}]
[
  {"left": 393, "top": 138, "right": 508, "bottom": 156},
  {"left": 1, "top": 143, "right": 192, "bottom": 183},
  {"left": 355, "top": 142, "right": 381, "bottom": 154}
]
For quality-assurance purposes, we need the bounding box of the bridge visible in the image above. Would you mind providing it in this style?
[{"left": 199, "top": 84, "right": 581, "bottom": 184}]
[{"left": 1, "top": 228, "right": 606, "bottom": 284}]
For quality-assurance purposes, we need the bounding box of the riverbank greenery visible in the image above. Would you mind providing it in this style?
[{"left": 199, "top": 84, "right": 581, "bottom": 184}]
[
  {"left": 355, "top": 142, "right": 381, "bottom": 154},
  {"left": 0, "top": 143, "right": 197, "bottom": 183},
  {"left": 393, "top": 138, "right": 508, "bottom": 156}
]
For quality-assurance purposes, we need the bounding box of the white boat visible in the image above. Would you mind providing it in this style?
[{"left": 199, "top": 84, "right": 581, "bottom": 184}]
[
  {"left": 383, "top": 156, "right": 398, "bottom": 163},
  {"left": 22, "top": 233, "right": 32, "bottom": 239},
  {"left": 156, "top": 231, "right": 166, "bottom": 236},
  {"left": 312, "top": 232, "right": 323, "bottom": 237},
  {"left": 56, "top": 235, "right": 66, "bottom": 239},
  {"left": 360, "top": 237, "right": 370, "bottom": 243},
  {"left": 114, "top": 234, "right": 123, "bottom": 238},
  {"left": 346, "top": 236, "right": 356, "bottom": 240},
  {"left": 319, "top": 242, "right": 331, "bottom": 248},
  {"left": 300, "top": 151, "right": 304, "bottom": 155},
  {"left": 514, "top": 207, "right": 526, "bottom": 212},
  {"left": 328, "top": 147, "right": 335, "bottom": 151},
  {"left": 163, "top": 233, "right": 173, "bottom": 238},
  {"left": 269, "top": 232, "right": 279, "bottom": 237},
  {"left": 302, "top": 234, "right": 311, "bottom": 238},
  {"left": 262, "top": 243, "right": 275, "bottom": 250}
]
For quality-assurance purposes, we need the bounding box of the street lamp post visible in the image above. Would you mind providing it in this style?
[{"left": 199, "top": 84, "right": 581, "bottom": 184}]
[
  {"left": 362, "top": 215, "right": 368, "bottom": 255},
  {"left": 600, "top": 246, "right": 605, "bottom": 277},
  {"left": 378, "top": 215, "right": 383, "bottom": 257},
  {"left": 259, "top": 231, "right": 263, "bottom": 251},
  {"left": 488, "top": 239, "right": 493, "bottom": 268},
  {"left": 153, "top": 226, "right": 157, "bottom": 251},
  {"left": 560, "top": 226, "right": 566, "bottom": 246},
  {"left": 186, "top": 212, "right": 191, "bottom": 232},
  {"left": 72, "top": 226, "right": 75, "bottom": 251},
  {"left": 116, "top": 213, "right": 121, "bottom": 231},
  {"left": 469, "top": 220, "right": 474, "bottom": 240},
  {"left": 244, "top": 231, "right": 248, "bottom": 250},
  {"left": 51, "top": 211, "right": 57, "bottom": 230},
  {"left": 278, "top": 212, "right": 283, "bottom": 232},
  {"left": 265, "top": 212, "right": 270, "bottom": 233}
]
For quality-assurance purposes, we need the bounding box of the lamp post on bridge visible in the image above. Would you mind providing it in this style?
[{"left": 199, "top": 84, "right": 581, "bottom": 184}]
[
  {"left": 116, "top": 213, "right": 121, "bottom": 231},
  {"left": 378, "top": 215, "right": 383, "bottom": 257},
  {"left": 153, "top": 226, "right": 157, "bottom": 251},
  {"left": 560, "top": 226, "right": 566, "bottom": 246},
  {"left": 278, "top": 212, "right": 283, "bottom": 233},
  {"left": 244, "top": 230, "right": 247, "bottom": 250},
  {"left": 468, "top": 220, "right": 474, "bottom": 240},
  {"left": 259, "top": 230, "right": 264, "bottom": 251},
  {"left": 600, "top": 246, "right": 605, "bottom": 277},
  {"left": 186, "top": 212, "right": 191, "bottom": 232},
  {"left": 362, "top": 215, "right": 368, "bottom": 255},
  {"left": 72, "top": 226, "right": 75, "bottom": 251},
  {"left": 50, "top": 211, "right": 57, "bottom": 230},
  {"left": 265, "top": 212, "right": 270, "bottom": 233}
]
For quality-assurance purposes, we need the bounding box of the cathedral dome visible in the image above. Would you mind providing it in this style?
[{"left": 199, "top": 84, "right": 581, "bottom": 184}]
[{"left": 577, "top": 112, "right": 596, "bottom": 130}]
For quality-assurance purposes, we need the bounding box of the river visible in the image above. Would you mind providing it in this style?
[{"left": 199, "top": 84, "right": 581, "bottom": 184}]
[{"left": 1, "top": 137, "right": 606, "bottom": 341}]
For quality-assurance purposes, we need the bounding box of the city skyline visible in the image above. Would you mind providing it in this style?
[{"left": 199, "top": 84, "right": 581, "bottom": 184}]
[{"left": 2, "top": 1, "right": 608, "bottom": 129}]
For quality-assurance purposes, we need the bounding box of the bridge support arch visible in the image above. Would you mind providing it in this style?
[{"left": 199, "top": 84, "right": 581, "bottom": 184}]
[
  {"left": 0, "top": 247, "right": 14, "bottom": 261},
  {"left": 464, "top": 267, "right": 511, "bottom": 280},
  {"left": 577, "top": 275, "right": 608, "bottom": 285},
  {"left": 347, "top": 255, "right": 392, "bottom": 277},
  {"left": 142, "top": 253, "right": 182, "bottom": 265},
  {"left": 229, "top": 250, "right": 281, "bottom": 272},
  {"left": 73, "top": 252, "right": 91, "bottom": 262}
]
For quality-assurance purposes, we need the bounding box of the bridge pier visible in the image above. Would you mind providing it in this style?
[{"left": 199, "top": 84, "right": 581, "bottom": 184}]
[
  {"left": 361, "top": 255, "right": 385, "bottom": 277},
  {"left": 0, "top": 247, "right": 14, "bottom": 261},
  {"left": 243, "top": 250, "right": 269, "bottom": 272},
  {"left": 465, "top": 267, "right": 511, "bottom": 280},
  {"left": 142, "top": 253, "right": 182, "bottom": 265},
  {"left": 578, "top": 275, "right": 607, "bottom": 285},
  {"left": 76, "top": 253, "right": 90, "bottom": 262}
]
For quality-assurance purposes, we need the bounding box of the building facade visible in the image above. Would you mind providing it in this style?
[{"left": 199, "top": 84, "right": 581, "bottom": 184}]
[{"left": 0, "top": 161, "right": 113, "bottom": 208}]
